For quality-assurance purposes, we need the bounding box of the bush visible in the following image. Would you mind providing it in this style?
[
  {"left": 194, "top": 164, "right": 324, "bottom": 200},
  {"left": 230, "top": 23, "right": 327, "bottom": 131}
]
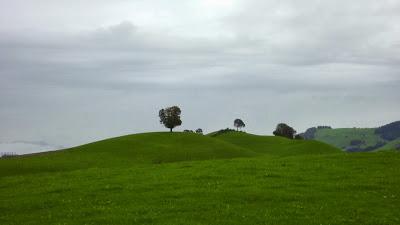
[{"left": 273, "top": 123, "right": 296, "bottom": 139}]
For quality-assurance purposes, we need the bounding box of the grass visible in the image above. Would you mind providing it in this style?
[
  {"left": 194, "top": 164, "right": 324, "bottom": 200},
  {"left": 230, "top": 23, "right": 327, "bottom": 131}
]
[
  {"left": 0, "top": 131, "right": 399, "bottom": 225},
  {"left": 0, "top": 132, "right": 254, "bottom": 177},
  {"left": 313, "top": 128, "right": 384, "bottom": 149},
  {"left": 213, "top": 132, "right": 338, "bottom": 156}
]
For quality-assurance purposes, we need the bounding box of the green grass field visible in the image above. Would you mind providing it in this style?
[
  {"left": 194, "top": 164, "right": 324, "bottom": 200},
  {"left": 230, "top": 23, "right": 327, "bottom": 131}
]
[{"left": 1, "top": 132, "right": 399, "bottom": 225}]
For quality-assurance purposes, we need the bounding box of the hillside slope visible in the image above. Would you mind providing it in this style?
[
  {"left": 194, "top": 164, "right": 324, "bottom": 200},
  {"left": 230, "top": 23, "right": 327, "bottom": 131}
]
[
  {"left": 314, "top": 128, "right": 383, "bottom": 151},
  {"left": 0, "top": 131, "right": 341, "bottom": 177},
  {"left": 212, "top": 131, "right": 340, "bottom": 156},
  {"left": 0, "top": 132, "right": 256, "bottom": 177},
  {"left": 376, "top": 138, "right": 400, "bottom": 151},
  {"left": 300, "top": 121, "right": 400, "bottom": 152}
]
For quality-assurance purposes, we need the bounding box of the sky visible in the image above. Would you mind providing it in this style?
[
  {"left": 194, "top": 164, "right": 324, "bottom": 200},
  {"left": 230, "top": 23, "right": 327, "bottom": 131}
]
[{"left": 0, "top": 0, "right": 399, "bottom": 154}]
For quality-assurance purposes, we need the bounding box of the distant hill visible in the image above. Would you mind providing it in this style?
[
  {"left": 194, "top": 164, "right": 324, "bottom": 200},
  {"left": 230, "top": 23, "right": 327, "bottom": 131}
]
[{"left": 299, "top": 121, "right": 400, "bottom": 152}]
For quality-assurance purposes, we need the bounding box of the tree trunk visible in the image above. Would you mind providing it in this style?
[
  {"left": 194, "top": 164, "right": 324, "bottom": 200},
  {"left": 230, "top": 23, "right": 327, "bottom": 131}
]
[{"left": 170, "top": 128, "right": 173, "bottom": 132}]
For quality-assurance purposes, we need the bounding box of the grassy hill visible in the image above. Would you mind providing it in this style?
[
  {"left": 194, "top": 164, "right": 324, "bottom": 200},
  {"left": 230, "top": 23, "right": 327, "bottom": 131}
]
[
  {"left": 313, "top": 128, "right": 384, "bottom": 150},
  {"left": 300, "top": 121, "right": 400, "bottom": 152},
  {"left": 0, "top": 131, "right": 399, "bottom": 225},
  {"left": 0, "top": 132, "right": 256, "bottom": 177},
  {"left": 376, "top": 138, "right": 400, "bottom": 151}
]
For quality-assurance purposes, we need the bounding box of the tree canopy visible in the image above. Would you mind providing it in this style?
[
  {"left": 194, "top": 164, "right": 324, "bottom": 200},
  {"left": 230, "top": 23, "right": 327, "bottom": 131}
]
[
  {"left": 273, "top": 123, "right": 296, "bottom": 139},
  {"left": 159, "top": 106, "right": 182, "bottom": 132},
  {"left": 234, "top": 119, "right": 245, "bottom": 131}
]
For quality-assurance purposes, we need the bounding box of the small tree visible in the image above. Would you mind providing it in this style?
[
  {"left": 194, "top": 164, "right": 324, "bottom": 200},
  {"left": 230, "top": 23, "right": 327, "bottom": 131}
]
[
  {"left": 273, "top": 123, "right": 296, "bottom": 139},
  {"left": 196, "top": 128, "right": 203, "bottom": 134},
  {"left": 234, "top": 119, "right": 245, "bottom": 131},
  {"left": 159, "top": 106, "right": 182, "bottom": 132}
]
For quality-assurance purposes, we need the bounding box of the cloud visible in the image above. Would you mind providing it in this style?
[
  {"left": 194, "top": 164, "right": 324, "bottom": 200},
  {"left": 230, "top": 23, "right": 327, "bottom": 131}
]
[{"left": 223, "top": 0, "right": 400, "bottom": 66}]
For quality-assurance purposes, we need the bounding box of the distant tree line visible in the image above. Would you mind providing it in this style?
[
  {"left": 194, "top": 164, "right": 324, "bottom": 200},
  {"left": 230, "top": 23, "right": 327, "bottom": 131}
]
[
  {"left": 0, "top": 152, "right": 18, "bottom": 158},
  {"left": 158, "top": 105, "right": 305, "bottom": 140},
  {"left": 375, "top": 121, "right": 400, "bottom": 141}
]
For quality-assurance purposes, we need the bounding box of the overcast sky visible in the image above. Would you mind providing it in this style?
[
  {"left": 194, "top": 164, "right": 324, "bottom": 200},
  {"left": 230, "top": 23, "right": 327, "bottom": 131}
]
[{"left": 0, "top": 0, "right": 399, "bottom": 154}]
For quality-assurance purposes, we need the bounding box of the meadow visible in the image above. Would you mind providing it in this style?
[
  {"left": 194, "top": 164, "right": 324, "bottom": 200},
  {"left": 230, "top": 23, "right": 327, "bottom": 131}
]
[{"left": 0, "top": 132, "right": 399, "bottom": 225}]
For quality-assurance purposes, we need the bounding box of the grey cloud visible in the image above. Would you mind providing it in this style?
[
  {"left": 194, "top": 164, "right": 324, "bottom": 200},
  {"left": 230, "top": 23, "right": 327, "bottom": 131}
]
[
  {"left": 224, "top": 0, "right": 400, "bottom": 66},
  {"left": 2, "top": 20, "right": 398, "bottom": 91}
]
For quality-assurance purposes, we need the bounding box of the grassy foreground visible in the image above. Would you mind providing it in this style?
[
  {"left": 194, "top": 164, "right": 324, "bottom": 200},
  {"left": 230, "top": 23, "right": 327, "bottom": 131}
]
[{"left": 0, "top": 132, "right": 399, "bottom": 225}]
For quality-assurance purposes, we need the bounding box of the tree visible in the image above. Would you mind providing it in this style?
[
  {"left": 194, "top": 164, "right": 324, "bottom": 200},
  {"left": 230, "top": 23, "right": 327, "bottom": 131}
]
[
  {"left": 234, "top": 119, "right": 245, "bottom": 131},
  {"left": 196, "top": 128, "right": 203, "bottom": 134},
  {"left": 273, "top": 123, "right": 296, "bottom": 139},
  {"left": 159, "top": 106, "right": 182, "bottom": 132}
]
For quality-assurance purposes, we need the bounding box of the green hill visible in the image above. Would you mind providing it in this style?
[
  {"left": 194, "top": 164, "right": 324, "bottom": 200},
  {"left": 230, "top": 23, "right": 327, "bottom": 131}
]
[
  {"left": 376, "top": 138, "right": 400, "bottom": 151},
  {"left": 0, "top": 132, "right": 256, "bottom": 177},
  {"left": 0, "top": 131, "right": 399, "bottom": 225},
  {"left": 300, "top": 121, "right": 400, "bottom": 152},
  {"left": 314, "top": 128, "right": 383, "bottom": 150}
]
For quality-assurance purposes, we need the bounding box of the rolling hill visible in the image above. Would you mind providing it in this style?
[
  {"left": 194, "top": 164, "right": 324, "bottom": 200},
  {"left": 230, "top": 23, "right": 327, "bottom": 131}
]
[
  {"left": 0, "top": 132, "right": 257, "bottom": 177},
  {"left": 0, "top": 131, "right": 399, "bottom": 225},
  {"left": 299, "top": 121, "right": 400, "bottom": 152}
]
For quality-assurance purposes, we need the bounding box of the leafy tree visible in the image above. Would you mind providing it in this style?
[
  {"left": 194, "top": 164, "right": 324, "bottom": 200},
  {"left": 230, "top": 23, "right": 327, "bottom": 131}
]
[
  {"left": 159, "top": 106, "right": 182, "bottom": 132},
  {"left": 273, "top": 123, "right": 296, "bottom": 139},
  {"left": 196, "top": 128, "right": 203, "bottom": 134},
  {"left": 234, "top": 119, "right": 245, "bottom": 131}
]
